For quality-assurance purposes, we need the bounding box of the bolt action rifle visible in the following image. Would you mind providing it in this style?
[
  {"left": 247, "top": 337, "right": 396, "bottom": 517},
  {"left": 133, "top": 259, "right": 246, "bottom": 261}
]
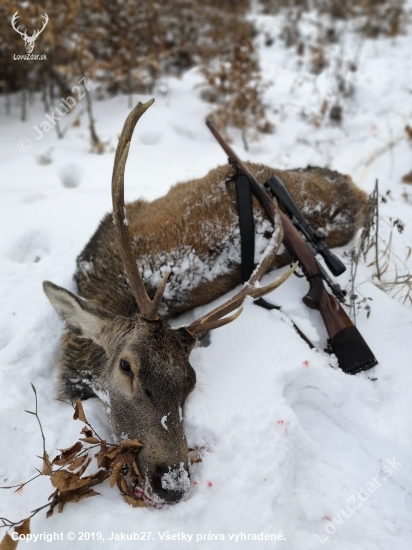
[{"left": 206, "top": 120, "right": 378, "bottom": 374}]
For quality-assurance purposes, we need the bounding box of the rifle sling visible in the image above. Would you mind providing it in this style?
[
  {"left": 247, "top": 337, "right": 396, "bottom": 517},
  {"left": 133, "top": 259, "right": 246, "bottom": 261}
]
[
  {"left": 233, "top": 174, "right": 315, "bottom": 350},
  {"left": 235, "top": 175, "right": 255, "bottom": 282}
]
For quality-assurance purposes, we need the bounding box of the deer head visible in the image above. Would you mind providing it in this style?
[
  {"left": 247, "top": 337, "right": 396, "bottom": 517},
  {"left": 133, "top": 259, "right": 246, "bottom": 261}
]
[
  {"left": 11, "top": 11, "right": 48, "bottom": 54},
  {"left": 43, "top": 99, "right": 294, "bottom": 503}
]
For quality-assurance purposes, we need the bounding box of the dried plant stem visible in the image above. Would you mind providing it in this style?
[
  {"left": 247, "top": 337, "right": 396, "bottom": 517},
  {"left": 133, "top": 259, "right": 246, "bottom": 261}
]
[
  {"left": 1, "top": 473, "right": 42, "bottom": 492},
  {"left": 25, "top": 384, "right": 52, "bottom": 476},
  {"left": 373, "top": 181, "right": 381, "bottom": 280},
  {"left": 1, "top": 504, "right": 47, "bottom": 530},
  {"left": 347, "top": 178, "right": 411, "bottom": 313}
]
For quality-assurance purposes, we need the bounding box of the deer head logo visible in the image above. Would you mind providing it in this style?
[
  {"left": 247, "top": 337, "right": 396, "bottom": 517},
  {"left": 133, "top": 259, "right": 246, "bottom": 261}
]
[{"left": 11, "top": 11, "right": 48, "bottom": 54}]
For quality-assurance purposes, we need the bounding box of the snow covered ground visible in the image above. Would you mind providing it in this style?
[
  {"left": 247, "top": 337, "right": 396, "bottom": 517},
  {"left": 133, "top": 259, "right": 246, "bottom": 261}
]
[{"left": 1, "top": 5, "right": 412, "bottom": 550}]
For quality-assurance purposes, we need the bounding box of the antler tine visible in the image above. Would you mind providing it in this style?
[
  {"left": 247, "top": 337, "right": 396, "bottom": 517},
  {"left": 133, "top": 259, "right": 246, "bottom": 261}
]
[
  {"left": 35, "top": 13, "right": 49, "bottom": 36},
  {"left": 112, "top": 98, "right": 169, "bottom": 320},
  {"left": 11, "top": 11, "right": 27, "bottom": 38},
  {"left": 185, "top": 205, "right": 297, "bottom": 337}
]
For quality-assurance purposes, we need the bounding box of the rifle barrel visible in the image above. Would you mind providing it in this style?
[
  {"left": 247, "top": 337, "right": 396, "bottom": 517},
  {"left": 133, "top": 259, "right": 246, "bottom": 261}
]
[{"left": 206, "top": 120, "right": 276, "bottom": 220}]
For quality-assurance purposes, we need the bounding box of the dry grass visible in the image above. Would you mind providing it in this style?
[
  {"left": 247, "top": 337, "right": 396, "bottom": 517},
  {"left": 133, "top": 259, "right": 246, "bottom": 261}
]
[{"left": 346, "top": 181, "right": 412, "bottom": 323}]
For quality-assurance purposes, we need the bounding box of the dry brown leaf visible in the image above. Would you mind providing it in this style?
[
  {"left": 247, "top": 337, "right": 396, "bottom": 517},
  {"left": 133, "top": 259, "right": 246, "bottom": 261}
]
[
  {"left": 188, "top": 447, "right": 204, "bottom": 463},
  {"left": 14, "top": 519, "right": 30, "bottom": 538},
  {"left": 76, "top": 457, "right": 92, "bottom": 477},
  {"left": 0, "top": 520, "right": 29, "bottom": 550},
  {"left": 67, "top": 455, "right": 89, "bottom": 472},
  {"left": 73, "top": 399, "right": 87, "bottom": 423},
  {"left": 59, "top": 441, "right": 83, "bottom": 455},
  {"left": 131, "top": 457, "right": 142, "bottom": 478},
  {"left": 57, "top": 486, "right": 99, "bottom": 513},
  {"left": 46, "top": 490, "right": 60, "bottom": 517},
  {"left": 109, "top": 456, "right": 125, "bottom": 488},
  {"left": 52, "top": 442, "right": 83, "bottom": 466},
  {"left": 82, "top": 470, "right": 110, "bottom": 485},
  {"left": 80, "top": 426, "right": 93, "bottom": 438},
  {"left": 124, "top": 495, "right": 148, "bottom": 507},
  {"left": 41, "top": 452, "right": 53, "bottom": 475},
  {"left": 120, "top": 439, "right": 143, "bottom": 450},
  {"left": 124, "top": 452, "right": 142, "bottom": 482},
  {"left": 51, "top": 470, "right": 91, "bottom": 492},
  {"left": 405, "top": 125, "right": 412, "bottom": 141},
  {"left": 0, "top": 533, "right": 18, "bottom": 550},
  {"left": 79, "top": 436, "right": 100, "bottom": 444},
  {"left": 105, "top": 446, "right": 121, "bottom": 460},
  {"left": 48, "top": 488, "right": 58, "bottom": 501},
  {"left": 94, "top": 447, "right": 110, "bottom": 469},
  {"left": 116, "top": 474, "right": 130, "bottom": 496},
  {"left": 95, "top": 442, "right": 121, "bottom": 469}
]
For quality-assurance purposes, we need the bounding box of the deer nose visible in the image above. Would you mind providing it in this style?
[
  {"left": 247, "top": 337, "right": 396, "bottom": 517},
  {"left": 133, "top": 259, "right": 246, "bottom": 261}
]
[{"left": 152, "top": 463, "right": 190, "bottom": 503}]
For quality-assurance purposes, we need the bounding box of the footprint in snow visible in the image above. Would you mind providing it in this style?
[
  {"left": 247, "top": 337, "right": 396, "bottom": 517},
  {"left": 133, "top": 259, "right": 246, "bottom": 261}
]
[
  {"left": 138, "top": 132, "right": 162, "bottom": 145},
  {"left": 6, "top": 231, "right": 50, "bottom": 264},
  {"left": 173, "top": 125, "right": 197, "bottom": 140},
  {"left": 20, "top": 193, "right": 47, "bottom": 204},
  {"left": 59, "top": 163, "right": 83, "bottom": 188}
]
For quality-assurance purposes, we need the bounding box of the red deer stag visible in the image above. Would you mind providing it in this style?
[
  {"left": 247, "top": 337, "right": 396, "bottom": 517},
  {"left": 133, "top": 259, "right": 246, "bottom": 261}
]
[{"left": 43, "top": 99, "right": 368, "bottom": 504}]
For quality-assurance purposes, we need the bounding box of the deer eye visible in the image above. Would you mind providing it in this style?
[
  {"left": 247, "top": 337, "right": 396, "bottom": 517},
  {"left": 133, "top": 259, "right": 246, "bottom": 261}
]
[
  {"left": 145, "top": 389, "right": 153, "bottom": 400},
  {"left": 120, "top": 359, "right": 131, "bottom": 373}
]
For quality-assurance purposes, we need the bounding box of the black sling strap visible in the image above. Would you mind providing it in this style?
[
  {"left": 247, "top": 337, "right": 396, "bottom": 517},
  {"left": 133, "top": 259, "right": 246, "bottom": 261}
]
[
  {"left": 233, "top": 174, "right": 315, "bottom": 350},
  {"left": 235, "top": 174, "right": 255, "bottom": 282}
]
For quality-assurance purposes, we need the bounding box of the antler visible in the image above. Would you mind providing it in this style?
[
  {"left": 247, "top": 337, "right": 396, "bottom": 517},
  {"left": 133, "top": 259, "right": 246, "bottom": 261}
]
[
  {"left": 185, "top": 210, "right": 298, "bottom": 337},
  {"left": 11, "top": 11, "right": 48, "bottom": 40},
  {"left": 32, "top": 13, "right": 48, "bottom": 39},
  {"left": 112, "top": 98, "right": 169, "bottom": 320},
  {"left": 11, "top": 11, "right": 27, "bottom": 38}
]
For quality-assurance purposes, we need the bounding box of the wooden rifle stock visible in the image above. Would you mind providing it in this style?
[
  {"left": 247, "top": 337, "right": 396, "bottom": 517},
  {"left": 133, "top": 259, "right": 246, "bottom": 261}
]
[
  {"left": 279, "top": 210, "right": 353, "bottom": 338},
  {"left": 206, "top": 120, "right": 378, "bottom": 373}
]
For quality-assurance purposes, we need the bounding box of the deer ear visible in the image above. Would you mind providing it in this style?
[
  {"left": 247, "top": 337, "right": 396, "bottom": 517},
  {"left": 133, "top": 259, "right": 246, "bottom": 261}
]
[{"left": 43, "top": 281, "right": 112, "bottom": 344}]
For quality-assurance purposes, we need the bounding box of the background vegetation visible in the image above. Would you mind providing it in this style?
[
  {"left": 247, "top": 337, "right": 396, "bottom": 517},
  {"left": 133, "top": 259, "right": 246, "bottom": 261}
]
[{"left": 0, "top": 0, "right": 406, "bottom": 143}]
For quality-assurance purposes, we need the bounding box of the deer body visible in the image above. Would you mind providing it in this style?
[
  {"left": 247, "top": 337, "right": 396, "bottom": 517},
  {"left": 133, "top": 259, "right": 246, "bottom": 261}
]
[
  {"left": 44, "top": 101, "right": 367, "bottom": 504},
  {"left": 75, "top": 162, "right": 366, "bottom": 323}
]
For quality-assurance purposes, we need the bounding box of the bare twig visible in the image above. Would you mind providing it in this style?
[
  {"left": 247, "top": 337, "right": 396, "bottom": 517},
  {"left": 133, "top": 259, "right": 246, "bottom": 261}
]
[
  {"left": 24, "top": 384, "right": 52, "bottom": 476},
  {"left": 373, "top": 181, "right": 381, "bottom": 280},
  {"left": 1, "top": 473, "right": 42, "bottom": 492}
]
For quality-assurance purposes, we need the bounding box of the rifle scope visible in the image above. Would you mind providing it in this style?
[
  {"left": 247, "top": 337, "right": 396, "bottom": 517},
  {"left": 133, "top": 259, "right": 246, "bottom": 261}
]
[{"left": 264, "top": 176, "right": 346, "bottom": 278}]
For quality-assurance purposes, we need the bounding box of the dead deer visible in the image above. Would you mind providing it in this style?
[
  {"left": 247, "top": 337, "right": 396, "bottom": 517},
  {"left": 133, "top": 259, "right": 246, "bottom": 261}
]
[{"left": 43, "top": 99, "right": 368, "bottom": 504}]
